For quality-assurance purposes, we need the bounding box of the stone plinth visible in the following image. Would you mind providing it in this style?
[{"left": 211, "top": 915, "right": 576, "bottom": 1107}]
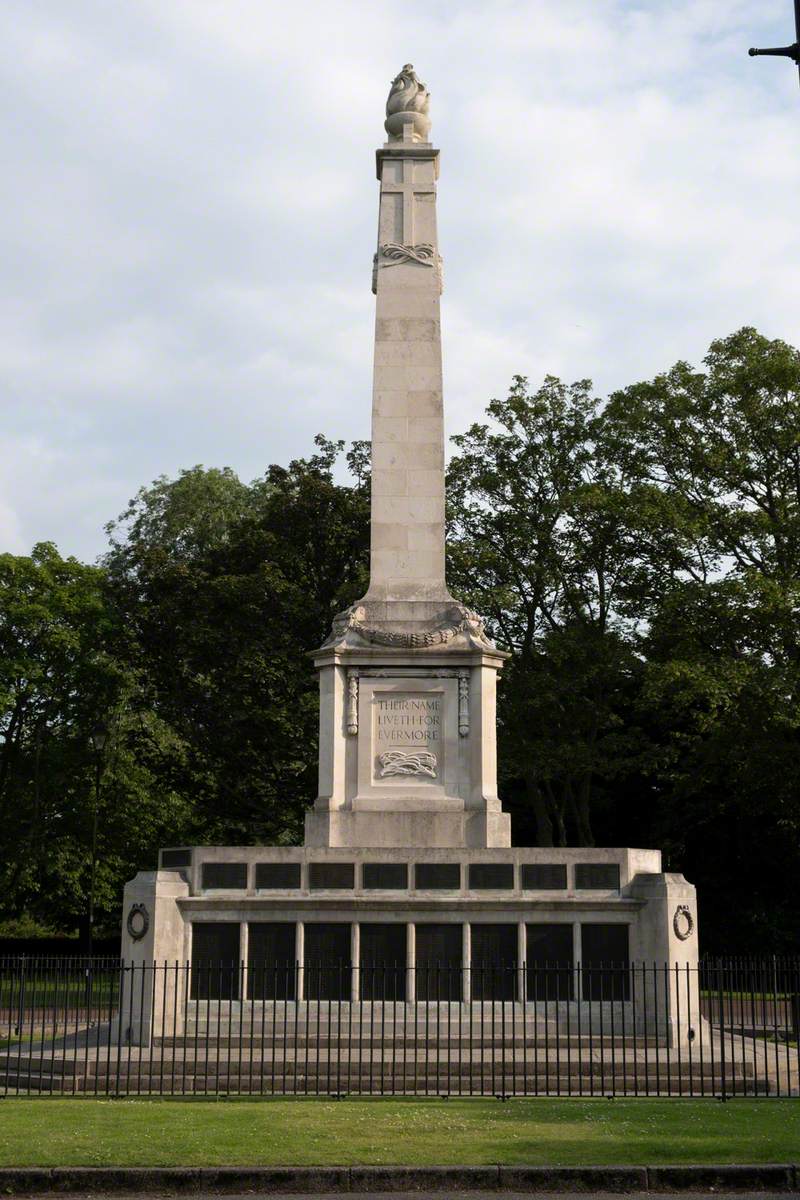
[
  {"left": 119, "top": 844, "right": 699, "bottom": 1047},
  {"left": 306, "top": 644, "right": 510, "bottom": 850},
  {"left": 120, "top": 869, "right": 189, "bottom": 1045}
]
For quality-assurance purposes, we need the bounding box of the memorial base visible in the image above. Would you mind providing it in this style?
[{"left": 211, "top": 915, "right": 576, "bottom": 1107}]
[{"left": 122, "top": 845, "right": 698, "bottom": 1048}]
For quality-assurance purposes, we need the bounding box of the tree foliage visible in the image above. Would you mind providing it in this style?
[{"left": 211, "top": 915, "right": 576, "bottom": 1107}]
[
  {"left": 447, "top": 376, "right": 661, "bottom": 847},
  {"left": 1, "top": 331, "right": 798, "bottom": 951},
  {"left": 102, "top": 437, "right": 370, "bottom": 847},
  {"left": 0, "top": 543, "right": 189, "bottom": 933},
  {"left": 445, "top": 328, "right": 800, "bottom": 947},
  {"left": 604, "top": 328, "right": 800, "bottom": 950}
]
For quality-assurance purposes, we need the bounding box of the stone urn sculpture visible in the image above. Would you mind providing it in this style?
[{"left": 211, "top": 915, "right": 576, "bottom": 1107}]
[{"left": 385, "top": 64, "right": 431, "bottom": 141}]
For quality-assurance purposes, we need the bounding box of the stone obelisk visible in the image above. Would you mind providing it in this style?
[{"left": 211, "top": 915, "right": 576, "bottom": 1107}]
[
  {"left": 305, "top": 66, "right": 511, "bottom": 850},
  {"left": 367, "top": 64, "right": 447, "bottom": 613}
]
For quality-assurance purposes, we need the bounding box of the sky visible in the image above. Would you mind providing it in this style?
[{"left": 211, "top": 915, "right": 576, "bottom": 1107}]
[{"left": 2, "top": 0, "right": 799, "bottom": 563}]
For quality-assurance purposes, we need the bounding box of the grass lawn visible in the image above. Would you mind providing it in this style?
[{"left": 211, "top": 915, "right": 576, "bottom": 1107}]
[
  {"left": 0, "top": 1098, "right": 797, "bottom": 1167},
  {"left": 0, "top": 978, "right": 119, "bottom": 1008}
]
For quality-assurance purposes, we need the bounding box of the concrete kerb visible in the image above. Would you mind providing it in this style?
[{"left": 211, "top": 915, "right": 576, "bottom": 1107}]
[
  {"left": 498, "top": 1166, "right": 647, "bottom": 1192},
  {"left": 349, "top": 1166, "right": 499, "bottom": 1191},
  {"left": 0, "top": 1164, "right": 797, "bottom": 1193},
  {"left": 645, "top": 1163, "right": 798, "bottom": 1191}
]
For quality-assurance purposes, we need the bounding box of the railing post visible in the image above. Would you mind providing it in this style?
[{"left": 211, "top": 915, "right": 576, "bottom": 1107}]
[
  {"left": 14, "top": 955, "right": 26, "bottom": 1037},
  {"left": 406, "top": 924, "right": 415, "bottom": 1004},
  {"left": 351, "top": 924, "right": 360, "bottom": 1003},
  {"left": 296, "top": 922, "right": 305, "bottom": 1001},
  {"left": 718, "top": 961, "right": 727, "bottom": 1099},
  {"left": 84, "top": 960, "right": 94, "bottom": 1028},
  {"left": 791, "top": 992, "right": 800, "bottom": 1044},
  {"left": 462, "top": 923, "right": 471, "bottom": 1004},
  {"left": 572, "top": 924, "right": 581, "bottom": 1006},
  {"left": 240, "top": 922, "right": 249, "bottom": 1005}
]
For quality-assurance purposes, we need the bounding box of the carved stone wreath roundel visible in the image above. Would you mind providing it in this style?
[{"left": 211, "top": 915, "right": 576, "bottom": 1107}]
[
  {"left": 673, "top": 904, "right": 694, "bottom": 942},
  {"left": 126, "top": 902, "right": 150, "bottom": 942}
]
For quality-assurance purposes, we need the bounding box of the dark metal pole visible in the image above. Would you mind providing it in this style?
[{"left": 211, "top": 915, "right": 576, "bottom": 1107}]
[
  {"left": 87, "top": 723, "right": 108, "bottom": 961},
  {"left": 88, "top": 754, "right": 101, "bottom": 959},
  {"left": 749, "top": 1, "right": 800, "bottom": 86}
]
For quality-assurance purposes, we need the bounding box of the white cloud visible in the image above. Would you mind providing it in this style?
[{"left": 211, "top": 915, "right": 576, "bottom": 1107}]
[
  {"left": 0, "top": 0, "right": 797, "bottom": 561},
  {"left": 0, "top": 499, "right": 27, "bottom": 556}
]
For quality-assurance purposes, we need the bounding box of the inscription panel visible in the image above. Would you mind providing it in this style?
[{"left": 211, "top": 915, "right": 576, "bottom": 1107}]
[
  {"left": 354, "top": 675, "right": 458, "bottom": 804},
  {"left": 372, "top": 691, "right": 442, "bottom": 784}
]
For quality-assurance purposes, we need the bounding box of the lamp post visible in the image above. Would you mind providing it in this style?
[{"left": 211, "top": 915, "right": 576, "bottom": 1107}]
[
  {"left": 749, "top": 1, "right": 800, "bottom": 86},
  {"left": 87, "top": 724, "right": 108, "bottom": 959}
]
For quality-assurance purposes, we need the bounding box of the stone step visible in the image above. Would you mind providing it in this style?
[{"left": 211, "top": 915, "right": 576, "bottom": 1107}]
[
  {"left": 86, "top": 1059, "right": 756, "bottom": 1081},
  {"left": 0, "top": 1072, "right": 72, "bottom": 1093},
  {"left": 0, "top": 1049, "right": 755, "bottom": 1077},
  {"left": 0, "top": 1071, "right": 771, "bottom": 1096},
  {"left": 2, "top": 1066, "right": 754, "bottom": 1090},
  {"left": 166, "top": 1034, "right": 662, "bottom": 1049}
]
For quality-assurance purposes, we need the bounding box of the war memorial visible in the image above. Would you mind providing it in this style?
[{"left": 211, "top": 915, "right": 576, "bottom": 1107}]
[
  {"left": 117, "top": 65, "right": 707, "bottom": 1074},
  {"left": 1, "top": 62, "right": 796, "bottom": 1100}
]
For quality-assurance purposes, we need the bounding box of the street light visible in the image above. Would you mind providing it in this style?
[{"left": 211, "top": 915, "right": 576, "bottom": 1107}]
[
  {"left": 87, "top": 724, "right": 108, "bottom": 959},
  {"left": 749, "top": 1, "right": 800, "bottom": 86}
]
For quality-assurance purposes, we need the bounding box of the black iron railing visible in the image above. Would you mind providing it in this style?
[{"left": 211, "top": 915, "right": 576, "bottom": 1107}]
[{"left": 0, "top": 956, "right": 797, "bottom": 1096}]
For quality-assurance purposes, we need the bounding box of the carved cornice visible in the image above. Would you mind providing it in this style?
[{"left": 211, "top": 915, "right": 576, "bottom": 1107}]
[{"left": 361, "top": 668, "right": 465, "bottom": 677}]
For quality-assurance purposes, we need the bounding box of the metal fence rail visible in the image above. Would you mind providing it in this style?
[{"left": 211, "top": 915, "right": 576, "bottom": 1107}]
[{"left": 1, "top": 956, "right": 798, "bottom": 1097}]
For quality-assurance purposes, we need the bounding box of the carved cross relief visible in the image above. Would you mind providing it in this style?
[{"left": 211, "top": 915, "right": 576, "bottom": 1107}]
[
  {"left": 381, "top": 159, "right": 433, "bottom": 246},
  {"left": 373, "top": 158, "right": 440, "bottom": 292}
]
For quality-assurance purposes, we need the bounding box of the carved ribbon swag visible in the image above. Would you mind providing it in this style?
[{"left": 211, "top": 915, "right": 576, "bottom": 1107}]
[{"left": 380, "top": 242, "right": 435, "bottom": 268}]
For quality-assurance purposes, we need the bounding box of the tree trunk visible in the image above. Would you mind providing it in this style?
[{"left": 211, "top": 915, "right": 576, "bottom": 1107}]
[
  {"left": 575, "top": 775, "right": 595, "bottom": 847},
  {"left": 525, "top": 771, "right": 554, "bottom": 847},
  {"left": 545, "top": 780, "right": 567, "bottom": 846}
]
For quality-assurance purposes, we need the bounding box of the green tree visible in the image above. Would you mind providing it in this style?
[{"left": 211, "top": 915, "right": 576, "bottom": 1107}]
[
  {"left": 0, "top": 543, "right": 188, "bottom": 935},
  {"left": 103, "top": 437, "right": 370, "bottom": 846},
  {"left": 605, "top": 328, "right": 800, "bottom": 950},
  {"left": 5, "top": 332, "right": 800, "bottom": 954},
  {"left": 447, "top": 377, "right": 653, "bottom": 847}
]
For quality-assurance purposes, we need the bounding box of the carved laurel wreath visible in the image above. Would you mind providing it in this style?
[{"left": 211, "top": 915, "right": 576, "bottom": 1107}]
[
  {"left": 673, "top": 904, "right": 694, "bottom": 942},
  {"left": 331, "top": 604, "right": 487, "bottom": 649},
  {"left": 126, "top": 902, "right": 150, "bottom": 942}
]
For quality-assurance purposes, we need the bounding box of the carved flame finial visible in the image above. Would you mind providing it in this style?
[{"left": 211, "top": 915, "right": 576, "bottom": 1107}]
[{"left": 385, "top": 63, "right": 431, "bottom": 142}]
